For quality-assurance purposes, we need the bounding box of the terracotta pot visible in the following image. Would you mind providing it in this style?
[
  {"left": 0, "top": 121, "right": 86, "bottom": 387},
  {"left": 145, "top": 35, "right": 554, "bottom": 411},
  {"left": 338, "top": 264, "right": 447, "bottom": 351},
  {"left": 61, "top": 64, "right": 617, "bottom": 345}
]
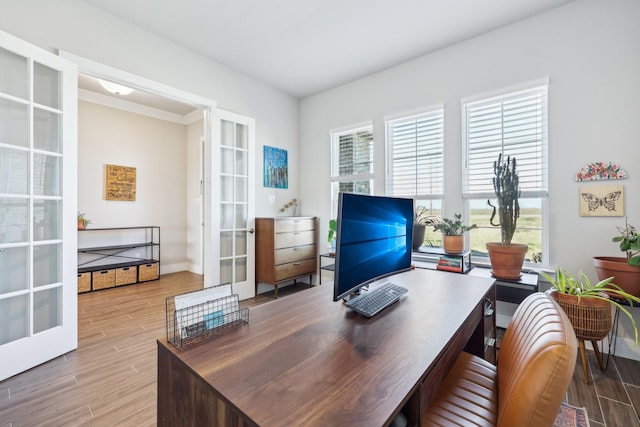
[
  {"left": 550, "top": 291, "right": 612, "bottom": 340},
  {"left": 485, "top": 242, "right": 528, "bottom": 280},
  {"left": 593, "top": 256, "right": 640, "bottom": 298},
  {"left": 412, "top": 225, "right": 426, "bottom": 251},
  {"left": 78, "top": 219, "right": 85, "bottom": 230},
  {"left": 443, "top": 235, "right": 464, "bottom": 254}
]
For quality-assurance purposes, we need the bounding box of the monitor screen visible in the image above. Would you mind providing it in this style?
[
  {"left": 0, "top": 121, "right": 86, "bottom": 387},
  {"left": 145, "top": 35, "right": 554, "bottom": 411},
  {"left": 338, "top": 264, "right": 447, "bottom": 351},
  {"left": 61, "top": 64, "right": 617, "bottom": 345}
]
[{"left": 333, "top": 193, "right": 414, "bottom": 301}]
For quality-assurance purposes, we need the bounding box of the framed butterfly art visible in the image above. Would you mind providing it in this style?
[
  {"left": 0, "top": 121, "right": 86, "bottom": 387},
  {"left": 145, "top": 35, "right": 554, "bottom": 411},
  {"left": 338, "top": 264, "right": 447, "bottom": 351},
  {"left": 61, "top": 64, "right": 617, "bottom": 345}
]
[{"left": 579, "top": 184, "right": 624, "bottom": 217}]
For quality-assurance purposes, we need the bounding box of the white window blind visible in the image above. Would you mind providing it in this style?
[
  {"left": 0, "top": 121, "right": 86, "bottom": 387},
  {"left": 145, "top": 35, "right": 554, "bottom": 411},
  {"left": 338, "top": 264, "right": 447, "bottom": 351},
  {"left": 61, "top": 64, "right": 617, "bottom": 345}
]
[
  {"left": 330, "top": 126, "right": 373, "bottom": 195},
  {"left": 463, "top": 85, "right": 548, "bottom": 197},
  {"left": 386, "top": 110, "right": 444, "bottom": 198}
]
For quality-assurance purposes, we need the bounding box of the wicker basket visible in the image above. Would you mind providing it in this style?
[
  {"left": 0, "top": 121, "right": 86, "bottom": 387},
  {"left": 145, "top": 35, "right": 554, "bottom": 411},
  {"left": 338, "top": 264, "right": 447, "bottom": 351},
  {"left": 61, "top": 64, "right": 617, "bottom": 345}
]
[
  {"left": 77, "top": 272, "right": 91, "bottom": 293},
  {"left": 116, "top": 266, "right": 138, "bottom": 286},
  {"left": 551, "top": 291, "right": 612, "bottom": 340},
  {"left": 92, "top": 269, "right": 116, "bottom": 290},
  {"left": 139, "top": 262, "right": 159, "bottom": 282}
]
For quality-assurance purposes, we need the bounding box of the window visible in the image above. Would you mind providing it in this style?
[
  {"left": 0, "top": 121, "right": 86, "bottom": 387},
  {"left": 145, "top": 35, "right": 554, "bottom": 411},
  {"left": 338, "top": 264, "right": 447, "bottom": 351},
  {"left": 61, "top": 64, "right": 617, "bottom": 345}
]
[
  {"left": 386, "top": 109, "right": 444, "bottom": 248},
  {"left": 330, "top": 124, "right": 374, "bottom": 214},
  {"left": 462, "top": 84, "right": 548, "bottom": 266}
]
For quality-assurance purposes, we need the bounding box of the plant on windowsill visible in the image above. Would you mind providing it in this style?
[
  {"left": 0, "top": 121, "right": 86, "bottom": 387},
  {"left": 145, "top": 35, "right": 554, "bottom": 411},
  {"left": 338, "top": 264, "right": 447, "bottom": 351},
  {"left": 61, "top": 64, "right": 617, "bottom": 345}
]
[
  {"left": 540, "top": 267, "right": 640, "bottom": 383},
  {"left": 77, "top": 212, "right": 91, "bottom": 230},
  {"left": 432, "top": 213, "right": 477, "bottom": 254},
  {"left": 486, "top": 153, "right": 528, "bottom": 280},
  {"left": 412, "top": 206, "right": 438, "bottom": 251},
  {"left": 593, "top": 217, "right": 640, "bottom": 298}
]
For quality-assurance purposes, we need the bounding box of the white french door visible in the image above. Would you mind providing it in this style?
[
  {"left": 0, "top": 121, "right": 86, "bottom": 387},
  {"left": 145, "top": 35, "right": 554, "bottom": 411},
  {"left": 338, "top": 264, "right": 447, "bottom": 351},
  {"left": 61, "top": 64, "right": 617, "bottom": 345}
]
[
  {"left": 0, "top": 31, "right": 78, "bottom": 381},
  {"left": 211, "top": 110, "right": 255, "bottom": 300}
]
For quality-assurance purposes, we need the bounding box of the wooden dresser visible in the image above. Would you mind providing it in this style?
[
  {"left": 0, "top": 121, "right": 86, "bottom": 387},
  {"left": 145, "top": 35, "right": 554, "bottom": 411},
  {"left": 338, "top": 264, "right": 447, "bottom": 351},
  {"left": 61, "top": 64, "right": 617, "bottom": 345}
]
[{"left": 255, "top": 216, "right": 317, "bottom": 298}]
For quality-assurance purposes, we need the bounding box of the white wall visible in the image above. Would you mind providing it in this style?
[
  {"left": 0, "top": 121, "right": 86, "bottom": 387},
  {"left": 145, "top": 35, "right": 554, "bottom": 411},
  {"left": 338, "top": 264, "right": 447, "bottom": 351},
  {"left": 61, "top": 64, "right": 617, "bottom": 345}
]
[
  {"left": 0, "top": 0, "right": 300, "bottom": 218},
  {"left": 186, "top": 119, "right": 204, "bottom": 274},
  {"left": 78, "top": 101, "right": 189, "bottom": 273},
  {"left": 300, "top": 0, "right": 640, "bottom": 359}
]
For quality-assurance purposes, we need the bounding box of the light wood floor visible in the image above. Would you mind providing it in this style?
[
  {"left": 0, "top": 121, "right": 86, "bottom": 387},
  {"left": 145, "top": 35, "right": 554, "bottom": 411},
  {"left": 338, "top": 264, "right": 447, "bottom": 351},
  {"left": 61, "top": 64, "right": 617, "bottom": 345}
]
[{"left": 1, "top": 271, "right": 639, "bottom": 426}]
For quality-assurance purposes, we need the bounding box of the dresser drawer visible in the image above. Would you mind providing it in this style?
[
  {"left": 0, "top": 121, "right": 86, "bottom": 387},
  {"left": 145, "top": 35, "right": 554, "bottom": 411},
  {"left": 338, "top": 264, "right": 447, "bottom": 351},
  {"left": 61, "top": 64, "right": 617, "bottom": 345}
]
[
  {"left": 275, "top": 244, "right": 316, "bottom": 265},
  {"left": 275, "top": 230, "right": 315, "bottom": 249},
  {"left": 275, "top": 258, "right": 316, "bottom": 282},
  {"left": 275, "top": 218, "right": 315, "bottom": 233}
]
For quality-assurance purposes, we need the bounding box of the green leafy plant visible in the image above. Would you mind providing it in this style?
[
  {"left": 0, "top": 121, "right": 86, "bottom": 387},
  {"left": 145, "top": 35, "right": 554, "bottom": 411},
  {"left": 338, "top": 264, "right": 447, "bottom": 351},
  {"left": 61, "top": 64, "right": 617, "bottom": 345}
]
[
  {"left": 540, "top": 267, "right": 640, "bottom": 344},
  {"left": 613, "top": 218, "right": 640, "bottom": 266},
  {"left": 414, "top": 206, "right": 438, "bottom": 226},
  {"left": 327, "top": 219, "right": 337, "bottom": 244},
  {"left": 487, "top": 153, "right": 520, "bottom": 245},
  {"left": 432, "top": 213, "right": 477, "bottom": 236},
  {"left": 77, "top": 212, "right": 91, "bottom": 227}
]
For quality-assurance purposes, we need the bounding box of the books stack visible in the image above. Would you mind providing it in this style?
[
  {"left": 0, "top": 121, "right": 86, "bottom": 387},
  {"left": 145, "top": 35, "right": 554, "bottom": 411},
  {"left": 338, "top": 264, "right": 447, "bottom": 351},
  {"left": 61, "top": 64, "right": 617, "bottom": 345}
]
[{"left": 436, "top": 256, "right": 464, "bottom": 273}]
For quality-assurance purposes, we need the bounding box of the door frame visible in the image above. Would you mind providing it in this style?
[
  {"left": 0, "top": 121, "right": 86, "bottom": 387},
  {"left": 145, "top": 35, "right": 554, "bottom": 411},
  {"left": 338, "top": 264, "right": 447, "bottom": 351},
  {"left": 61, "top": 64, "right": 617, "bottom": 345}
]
[{"left": 58, "top": 51, "right": 219, "bottom": 286}]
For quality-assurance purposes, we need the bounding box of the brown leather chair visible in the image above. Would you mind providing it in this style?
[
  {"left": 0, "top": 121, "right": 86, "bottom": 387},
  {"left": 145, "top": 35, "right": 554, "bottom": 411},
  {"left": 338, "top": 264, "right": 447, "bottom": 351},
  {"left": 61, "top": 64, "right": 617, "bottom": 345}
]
[{"left": 422, "top": 292, "right": 577, "bottom": 426}]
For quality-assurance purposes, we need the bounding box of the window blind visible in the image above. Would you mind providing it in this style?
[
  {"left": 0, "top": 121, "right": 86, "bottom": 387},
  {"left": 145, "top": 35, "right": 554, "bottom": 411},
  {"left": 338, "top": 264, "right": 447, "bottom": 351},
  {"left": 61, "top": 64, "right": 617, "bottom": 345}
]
[
  {"left": 463, "top": 86, "right": 548, "bottom": 197},
  {"left": 386, "top": 110, "right": 444, "bottom": 197},
  {"left": 330, "top": 127, "right": 373, "bottom": 196}
]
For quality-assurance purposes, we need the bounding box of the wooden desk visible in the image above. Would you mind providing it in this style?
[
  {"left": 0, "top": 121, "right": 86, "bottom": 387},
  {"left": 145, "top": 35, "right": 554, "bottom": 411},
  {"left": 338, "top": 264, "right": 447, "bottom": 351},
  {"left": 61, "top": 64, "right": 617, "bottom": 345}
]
[{"left": 157, "top": 268, "right": 495, "bottom": 426}]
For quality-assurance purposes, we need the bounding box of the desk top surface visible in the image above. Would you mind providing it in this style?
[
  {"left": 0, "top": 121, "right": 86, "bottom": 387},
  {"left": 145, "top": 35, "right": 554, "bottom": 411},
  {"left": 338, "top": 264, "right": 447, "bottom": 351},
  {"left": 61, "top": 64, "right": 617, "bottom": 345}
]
[{"left": 159, "top": 268, "right": 494, "bottom": 426}]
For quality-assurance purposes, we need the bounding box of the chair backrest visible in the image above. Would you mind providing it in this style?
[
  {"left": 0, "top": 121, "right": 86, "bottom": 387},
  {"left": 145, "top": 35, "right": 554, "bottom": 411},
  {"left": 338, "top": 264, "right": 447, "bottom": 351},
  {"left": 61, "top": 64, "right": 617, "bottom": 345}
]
[{"left": 497, "top": 292, "right": 577, "bottom": 427}]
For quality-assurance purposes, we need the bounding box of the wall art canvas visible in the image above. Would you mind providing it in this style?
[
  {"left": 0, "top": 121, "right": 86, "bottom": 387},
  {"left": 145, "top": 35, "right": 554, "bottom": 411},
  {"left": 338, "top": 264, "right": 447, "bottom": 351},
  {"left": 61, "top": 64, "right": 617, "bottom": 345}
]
[
  {"left": 575, "top": 161, "right": 627, "bottom": 181},
  {"left": 579, "top": 184, "right": 624, "bottom": 217},
  {"left": 105, "top": 164, "right": 136, "bottom": 201},
  {"left": 263, "top": 145, "right": 288, "bottom": 189}
]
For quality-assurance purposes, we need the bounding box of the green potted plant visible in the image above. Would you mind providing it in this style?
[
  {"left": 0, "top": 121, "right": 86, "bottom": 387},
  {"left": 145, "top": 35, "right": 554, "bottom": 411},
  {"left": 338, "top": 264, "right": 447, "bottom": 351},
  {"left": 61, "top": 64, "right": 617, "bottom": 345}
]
[
  {"left": 412, "top": 206, "right": 437, "bottom": 251},
  {"left": 77, "top": 212, "right": 91, "bottom": 230},
  {"left": 593, "top": 217, "right": 640, "bottom": 298},
  {"left": 486, "top": 154, "right": 528, "bottom": 279},
  {"left": 540, "top": 267, "right": 640, "bottom": 383},
  {"left": 327, "top": 219, "right": 337, "bottom": 255},
  {"left": 432, "top": 213, "right": 477, "bottom": 254}
]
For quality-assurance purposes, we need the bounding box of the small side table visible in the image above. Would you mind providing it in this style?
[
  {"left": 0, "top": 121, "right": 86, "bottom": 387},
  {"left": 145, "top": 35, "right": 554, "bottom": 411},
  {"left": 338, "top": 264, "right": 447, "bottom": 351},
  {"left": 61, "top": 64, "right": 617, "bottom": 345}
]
[{"left": 318, "top": 253, "right": 335, "bottom": 285}]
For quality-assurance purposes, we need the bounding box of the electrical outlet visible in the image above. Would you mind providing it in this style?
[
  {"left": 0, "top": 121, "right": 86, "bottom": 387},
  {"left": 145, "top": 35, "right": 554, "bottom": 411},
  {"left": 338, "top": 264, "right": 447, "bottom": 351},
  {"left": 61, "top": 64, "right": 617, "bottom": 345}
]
[{"left": 268, "top": 194, "right": 275, "bottom": 204}]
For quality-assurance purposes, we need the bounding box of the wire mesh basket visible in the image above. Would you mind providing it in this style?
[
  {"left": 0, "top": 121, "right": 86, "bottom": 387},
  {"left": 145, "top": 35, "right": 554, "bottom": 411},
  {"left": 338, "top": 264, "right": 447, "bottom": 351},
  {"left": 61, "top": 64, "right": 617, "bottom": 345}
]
[{"left": 166, "top": 289, "right": 249, "bottom": 348}]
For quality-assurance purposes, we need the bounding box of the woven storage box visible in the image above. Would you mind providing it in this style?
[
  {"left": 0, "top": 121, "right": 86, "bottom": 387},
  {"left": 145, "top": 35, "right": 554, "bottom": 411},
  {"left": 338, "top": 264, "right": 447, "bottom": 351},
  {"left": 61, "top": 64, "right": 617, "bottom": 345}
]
[
  {"left": 77, "top": 272, "right": 91, "bottom": 293},
  {"left": 551, "top": 291, "right": 612, "bottom": 340},
  {"left": 116, "top": 266, "right": 138, "bottom": 286},
  {"left": 139, "top": 262, "right": 159, "bottom": 282},
  {"left": 92, "top": 269, "right": 116, "bottom": 290}
]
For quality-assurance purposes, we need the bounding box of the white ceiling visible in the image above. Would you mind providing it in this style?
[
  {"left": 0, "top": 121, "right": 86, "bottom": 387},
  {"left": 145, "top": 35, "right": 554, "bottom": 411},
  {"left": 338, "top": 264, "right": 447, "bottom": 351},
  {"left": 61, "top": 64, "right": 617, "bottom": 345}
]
[{"left": 81, "top": 0, "right": 573, "bottom": 99}]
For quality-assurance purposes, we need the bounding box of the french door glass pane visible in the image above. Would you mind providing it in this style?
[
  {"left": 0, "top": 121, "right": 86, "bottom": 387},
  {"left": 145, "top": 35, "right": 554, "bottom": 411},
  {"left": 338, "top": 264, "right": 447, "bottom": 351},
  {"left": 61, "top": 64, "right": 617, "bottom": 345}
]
[
  {"left": 235, "top": 204, "right": 247, "bottom": 229},
  {"left": 33, "top": 62, "right": 61, "bottom": 109},
  {"left": 33, "top": 243, "right": 61, "bottom": 287},
  {"left": 220, "top": 147, "right": 234, "bottom": 174},
  {"left": 0, "top": 147, "right": 28, "bottom": 194},
  {"left": 235, "top": 150, "right": 247, "bottom": 175},
  {"left": 235, "top": 258, "right": 246, "bottom": 282},
  {"left": 220, "top": 259, "right": 232, "bottom": 284},
  {"left": 235, "top": 176, "right": 247, "bottom": 202},
  {"left": 0, "top": 46, "right": 28, "bottom": 99},
  {"left": 0, "top": 198, "right": 28, "bottom": 243},
  {"left": 0, "top": 246, "right": 28, "bottom": 293},
  {"left": 221, "top": 120, "right": 233, "bottom": 147},
  {"left": 235, "top": 123, "right": 247, "bottom": 149},
  {"left": 34, "top": 108, "right": 61, "bottom": 153},
  {"left": 220, "top": 176, "right": 233, "bottom": 202},
  {"left": 235, "top": 231, "right": 246, "bottom": 256},
  {"left": 220, "top": 204, "right": 233, "bottom": 230},
  {"left": 0, "top": 295, "right": 28, "bottom": 345},
  {"left": 33, "top": 153, "right": 61, "bottom": 196},
  {"left": 220, "top": 231, "right": 233, "bottom": 258},
  {"left": 0, "top": 98, "right": 28, "bottom": 147},
  {"left": 33, "top": 287, "right": 62, "bottom": 333},
  {"left": 33, "top": 199, "right": 61, "bottom": 241}
]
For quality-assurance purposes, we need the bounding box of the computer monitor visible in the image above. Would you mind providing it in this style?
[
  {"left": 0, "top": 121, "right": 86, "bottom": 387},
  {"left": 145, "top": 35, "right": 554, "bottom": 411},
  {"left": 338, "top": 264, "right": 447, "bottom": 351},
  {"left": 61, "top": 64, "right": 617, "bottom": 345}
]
[{"left": 332, "top": 193, "right": 414, "bottom": 301}]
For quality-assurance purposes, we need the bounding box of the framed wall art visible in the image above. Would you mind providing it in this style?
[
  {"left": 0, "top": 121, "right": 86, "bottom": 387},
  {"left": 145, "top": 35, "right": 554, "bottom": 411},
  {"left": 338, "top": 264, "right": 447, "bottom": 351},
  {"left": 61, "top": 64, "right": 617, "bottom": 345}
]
[
  {"left": 263, "top": 145, "right": 288, "bottom": 189},
  {"left": 579, "top": 184, "right": 623, "bottom": 217},
  {"left": 105, "top": 164, "right": 137, "bottom": 201}
]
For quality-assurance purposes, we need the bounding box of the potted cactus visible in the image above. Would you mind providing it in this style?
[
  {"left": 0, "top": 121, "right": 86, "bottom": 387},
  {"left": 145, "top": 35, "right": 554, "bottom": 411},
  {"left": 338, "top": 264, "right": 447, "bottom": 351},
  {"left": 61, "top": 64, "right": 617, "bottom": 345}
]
[{"left": 486, "top": 154, "right": 528, "bottom": 279}]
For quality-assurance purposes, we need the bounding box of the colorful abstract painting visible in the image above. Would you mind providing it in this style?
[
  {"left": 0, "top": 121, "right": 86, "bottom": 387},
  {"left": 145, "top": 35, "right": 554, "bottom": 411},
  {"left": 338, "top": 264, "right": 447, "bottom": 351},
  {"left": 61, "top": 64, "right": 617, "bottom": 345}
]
[
  {"left": 575, "top": 161, "right": 627, "bottom": 181},
  {"left": 264, "top": 146, "right": 288, "bottom": 189}
]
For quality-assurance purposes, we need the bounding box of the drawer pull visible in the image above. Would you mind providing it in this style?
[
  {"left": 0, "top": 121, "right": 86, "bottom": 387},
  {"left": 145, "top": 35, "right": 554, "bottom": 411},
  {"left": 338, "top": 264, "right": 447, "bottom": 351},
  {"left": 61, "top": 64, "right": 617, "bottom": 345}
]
[
  {"left": 484, "top": 308, "right": 494, "bottom": 316},
  {"left": 100, "top": 270, "right": 109, "bottom": 274},
  {"left": 485, "top": 337, "right": 496, "bottom": 348}
]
